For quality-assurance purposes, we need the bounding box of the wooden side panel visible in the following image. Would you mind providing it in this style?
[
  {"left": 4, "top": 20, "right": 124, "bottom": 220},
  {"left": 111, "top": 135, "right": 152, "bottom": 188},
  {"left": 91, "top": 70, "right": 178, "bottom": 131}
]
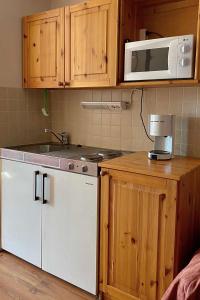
[
  {"left": 118, "top": 0, "right": 138, "bottom": 82},
  {"left": 194, "top": 0, "right": 200, "bottom": 79},
  {"left": 174, "top": 166, "right": 200, "bottom": 275},
  {"left": 23, "top": 8, "right": 65, "bottom": 88},
  {"left": 23, "top": 17, "right": 28, "bottom": 88},
  {"left": 100, "top": 170, "right": 177, "bottom": 300},
  {"left": 70, "top": 0, "right": 118, "bottom": 87}
]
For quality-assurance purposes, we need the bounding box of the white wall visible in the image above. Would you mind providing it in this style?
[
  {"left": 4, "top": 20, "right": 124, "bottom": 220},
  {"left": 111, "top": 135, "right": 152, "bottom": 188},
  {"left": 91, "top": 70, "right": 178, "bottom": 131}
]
[
  {"left": 0, "top": 0, "right": 51, "bottom": 88},
  {"left": 51, "top": 0, "right": 80, "bottom": 8}
]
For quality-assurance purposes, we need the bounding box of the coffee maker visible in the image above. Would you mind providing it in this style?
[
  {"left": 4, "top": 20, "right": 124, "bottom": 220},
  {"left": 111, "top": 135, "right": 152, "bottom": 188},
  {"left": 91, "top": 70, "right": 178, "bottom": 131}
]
[{"left": 148, "top": 114, "right": 175, "bottom": 160}]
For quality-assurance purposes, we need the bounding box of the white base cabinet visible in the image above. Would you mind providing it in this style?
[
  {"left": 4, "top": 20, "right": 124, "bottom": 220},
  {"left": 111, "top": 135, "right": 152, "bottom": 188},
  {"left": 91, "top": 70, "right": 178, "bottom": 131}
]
[
  {"left": 1, "top": 159, "right": 99, "bottom": 295},
  {"left": 1, "top": 160, "right": 42, "bottom": 267},
  {"left": 42, "top": 168, "right": 98, "bottom": 295}
]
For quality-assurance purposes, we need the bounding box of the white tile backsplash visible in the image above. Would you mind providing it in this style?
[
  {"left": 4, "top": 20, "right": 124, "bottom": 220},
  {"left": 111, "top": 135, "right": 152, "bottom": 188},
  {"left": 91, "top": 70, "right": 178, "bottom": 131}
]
[
  {"left": 0, "top": 87, "right": 51, "bottom": 147},
  {"left": 50, "top": 86, "right": 200, "bottom": 157}
]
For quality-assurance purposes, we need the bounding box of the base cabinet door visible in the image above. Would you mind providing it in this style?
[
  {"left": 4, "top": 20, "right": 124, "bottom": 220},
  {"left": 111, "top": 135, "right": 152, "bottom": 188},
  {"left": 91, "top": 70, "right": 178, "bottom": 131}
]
[
  {"left": 69, "top": 0, "right": 118, "bottom": 87},
  {"left": 41, "top": 168, "right": 99, "bottom": 295},
  {"left": 100, "top": 170, "right": 177, "bottom": 300},
  {"left": 1, "top": 160, "right": 42, "bottom": 267}
]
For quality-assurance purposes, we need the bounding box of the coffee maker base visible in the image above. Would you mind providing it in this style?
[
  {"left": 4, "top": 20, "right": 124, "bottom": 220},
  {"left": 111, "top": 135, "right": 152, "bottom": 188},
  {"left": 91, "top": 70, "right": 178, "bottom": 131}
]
[{"left": 148, "top": 150, "right": 172, "bottom": 161}]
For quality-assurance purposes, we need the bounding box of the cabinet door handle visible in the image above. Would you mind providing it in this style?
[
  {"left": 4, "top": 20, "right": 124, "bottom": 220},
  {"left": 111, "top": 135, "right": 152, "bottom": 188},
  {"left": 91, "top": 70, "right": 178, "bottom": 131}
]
[
  {"left": 58, "top": 81, "right": 64, "bottom": 86},
  {"left": 34, "top": 171, "right": 40, "bottom": 201},
  {"left": 100, "top": 170, "right": 108, "bottom": 176},
  {"left": 64, "top": 81, "right": 70, "bottom": 87},
  {"left": 42, "top": 173, "right": 48, "bottom": 204}
]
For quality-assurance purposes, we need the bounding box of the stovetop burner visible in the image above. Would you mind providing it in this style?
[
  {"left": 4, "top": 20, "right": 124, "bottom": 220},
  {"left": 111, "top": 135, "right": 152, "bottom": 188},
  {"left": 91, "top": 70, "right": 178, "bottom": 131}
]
[
  {"left": 98, "top": 150, "right": 123, "bottom": 159},
  {"left": 80, "top": 150, "right": 123, "bottom": 162},
  {"left": 80, "top": 153, "right": 103, "bottom": 162}
]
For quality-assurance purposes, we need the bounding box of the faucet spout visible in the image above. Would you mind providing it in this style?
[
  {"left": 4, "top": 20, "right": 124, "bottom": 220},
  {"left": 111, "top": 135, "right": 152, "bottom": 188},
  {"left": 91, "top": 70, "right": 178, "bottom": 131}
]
[{"left": 44, "top": 129, "right": 69, "bottom": 145}]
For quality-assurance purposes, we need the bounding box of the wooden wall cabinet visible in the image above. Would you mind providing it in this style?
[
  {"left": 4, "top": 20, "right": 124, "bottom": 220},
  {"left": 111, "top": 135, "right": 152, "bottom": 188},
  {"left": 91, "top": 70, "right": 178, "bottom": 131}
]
[
  {"left": 69, "top": 0, "right": 118, "bottom": 87},
  {"left": 23, "top": 0, "right": 200, "bottom": 89},
  {"left": 23, "top": 0, "right": 118, "bottom": 88},
  {"left": 23, "top": 8, "right": 65, "bottom": 88},
  {"left": 99, "top": 154, "right": 200, "bottom": 300}
]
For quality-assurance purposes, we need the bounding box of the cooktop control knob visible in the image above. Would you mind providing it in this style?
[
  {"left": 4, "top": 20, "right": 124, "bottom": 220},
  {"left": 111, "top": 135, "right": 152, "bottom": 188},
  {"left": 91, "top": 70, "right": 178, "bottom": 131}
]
[
  {"left": 68, "top": 162, "right": 74, "bottom": 170},
  {"left": 82, "top": 165, "right": 88, "bottom": 173}
]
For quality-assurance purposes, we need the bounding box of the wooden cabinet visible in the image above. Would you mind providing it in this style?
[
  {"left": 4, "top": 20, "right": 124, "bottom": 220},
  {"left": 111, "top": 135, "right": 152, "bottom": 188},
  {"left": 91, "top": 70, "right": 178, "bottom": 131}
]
[
  {"left": 23, "top": 0, "right": 118, "bottom": 88},
  {"left": 99, "top": 153, "right": 200, "bottom": 300},
  {"left": 69, "top": 0, "right": 118, "bottom": 87},
  {"left": 23, "top": 0, "right": 200, "bottom": 89},
  {"left": 23, "top": 8, "right": 65, "bottom": 88}
]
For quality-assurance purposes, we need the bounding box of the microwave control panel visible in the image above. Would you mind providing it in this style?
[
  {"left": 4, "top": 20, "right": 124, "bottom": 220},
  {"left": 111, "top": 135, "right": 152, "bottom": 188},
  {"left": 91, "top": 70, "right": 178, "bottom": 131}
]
[{"left": 177, "top": 35, "right": 194, "bottom": 78}]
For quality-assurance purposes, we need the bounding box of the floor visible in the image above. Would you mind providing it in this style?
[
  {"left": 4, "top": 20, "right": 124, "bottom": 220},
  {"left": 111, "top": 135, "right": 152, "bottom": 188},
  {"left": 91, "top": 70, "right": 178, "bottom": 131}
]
[{"left": 0, "top": 251, "right": 96, "bottom": 300}]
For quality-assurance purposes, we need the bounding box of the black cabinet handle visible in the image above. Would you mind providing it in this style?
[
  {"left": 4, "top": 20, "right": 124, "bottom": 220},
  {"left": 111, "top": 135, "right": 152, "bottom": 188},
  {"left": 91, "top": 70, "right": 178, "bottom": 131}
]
[
  {"left": 42, "top": 173, "right": 48, "bottom": 204},
  {"left": 34, "top": 171, "right": 40, "bottom": 201}
]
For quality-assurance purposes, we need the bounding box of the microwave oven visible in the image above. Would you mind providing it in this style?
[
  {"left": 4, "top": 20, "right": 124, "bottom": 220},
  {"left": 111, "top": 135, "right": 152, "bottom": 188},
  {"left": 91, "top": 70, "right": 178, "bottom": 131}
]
[{"left": 124, "top": 35, "right": 194, "bottom": 81}]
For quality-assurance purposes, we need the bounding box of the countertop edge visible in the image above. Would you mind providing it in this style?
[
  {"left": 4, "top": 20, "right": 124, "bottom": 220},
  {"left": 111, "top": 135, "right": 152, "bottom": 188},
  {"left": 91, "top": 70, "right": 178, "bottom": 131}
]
[{"left": 99, "top": 152, "right": 200, "bottom": 181}]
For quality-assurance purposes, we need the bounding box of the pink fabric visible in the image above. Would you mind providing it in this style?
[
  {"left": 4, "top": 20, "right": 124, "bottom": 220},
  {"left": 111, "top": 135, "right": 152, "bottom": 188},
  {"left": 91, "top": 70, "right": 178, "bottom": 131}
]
[{"left": 162, "top": 250, "right": 200, "bottom": 300}]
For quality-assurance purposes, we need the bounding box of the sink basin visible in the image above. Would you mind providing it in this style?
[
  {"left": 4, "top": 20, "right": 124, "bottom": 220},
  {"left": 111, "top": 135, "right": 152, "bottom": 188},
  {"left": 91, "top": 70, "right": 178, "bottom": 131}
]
[{"left": 11, "top": 143, "right": 68, "bottom": 154}]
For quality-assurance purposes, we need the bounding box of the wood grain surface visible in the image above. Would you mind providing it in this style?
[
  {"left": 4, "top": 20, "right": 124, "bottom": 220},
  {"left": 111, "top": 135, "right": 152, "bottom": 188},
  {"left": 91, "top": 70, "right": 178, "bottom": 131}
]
[
  {"left": 99, "top": 152, "right": 200, "bottom": 181},
  {"left": 0, "top": 251, "right": 95, "bottom": 300}
]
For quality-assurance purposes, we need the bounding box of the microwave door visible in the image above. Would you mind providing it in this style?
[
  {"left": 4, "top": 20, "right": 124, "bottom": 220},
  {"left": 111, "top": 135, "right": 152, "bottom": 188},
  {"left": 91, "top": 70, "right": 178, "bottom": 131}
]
[
  {"left": 125, "top": 48, "right": 172, "bottom": 81},
  {"left": 124, "top": 38, "right": 179, "bottom": 81}
]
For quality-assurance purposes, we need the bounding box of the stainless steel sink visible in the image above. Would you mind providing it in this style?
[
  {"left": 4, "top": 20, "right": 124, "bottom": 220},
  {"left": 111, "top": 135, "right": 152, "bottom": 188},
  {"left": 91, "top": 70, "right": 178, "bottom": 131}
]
[{"left": 11, "top": 143, "right": 68, "bottom": 154}]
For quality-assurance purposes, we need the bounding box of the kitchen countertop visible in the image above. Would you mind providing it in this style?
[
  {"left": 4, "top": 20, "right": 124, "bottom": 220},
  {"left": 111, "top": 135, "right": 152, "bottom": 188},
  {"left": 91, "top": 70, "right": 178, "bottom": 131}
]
[{"left": 99, "top": 151, "right": 200, "bottom": 181}]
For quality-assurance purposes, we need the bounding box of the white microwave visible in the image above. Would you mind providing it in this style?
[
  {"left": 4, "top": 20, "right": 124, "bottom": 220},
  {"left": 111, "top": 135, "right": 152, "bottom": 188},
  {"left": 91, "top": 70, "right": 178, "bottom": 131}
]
[{"left": 124, "top": 35, "right": 194, "bottom": 81}]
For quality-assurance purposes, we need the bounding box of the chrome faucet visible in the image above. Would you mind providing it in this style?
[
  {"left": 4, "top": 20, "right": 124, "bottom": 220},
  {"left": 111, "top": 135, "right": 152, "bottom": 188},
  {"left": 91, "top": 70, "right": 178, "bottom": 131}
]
[{"left": 44, "top": 129, "right": 69, "bottom": 145}]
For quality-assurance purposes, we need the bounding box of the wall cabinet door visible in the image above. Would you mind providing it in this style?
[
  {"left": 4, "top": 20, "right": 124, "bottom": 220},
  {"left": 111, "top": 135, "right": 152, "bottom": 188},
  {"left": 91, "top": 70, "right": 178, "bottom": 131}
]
[
  {"left": 100, "top": 170, "right": 177, "bottom": 300},
  {"left": 1, "top": 160, "right": 42, "bottom": 267},
  {"left": 69, "top": 0, "right": 118, "bottom": 87},
  {"left": 41, "top": 168, "right": 99, "bottom": 295},
  {"left": 23, "top": 8, "right": 65, "bottom": 88}
]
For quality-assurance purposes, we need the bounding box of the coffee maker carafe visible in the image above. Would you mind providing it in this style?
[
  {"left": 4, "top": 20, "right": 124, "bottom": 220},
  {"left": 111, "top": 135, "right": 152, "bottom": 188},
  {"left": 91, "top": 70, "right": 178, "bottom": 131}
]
[{"left": 148, "top": 114, "right": 175, "bottom": 160}]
